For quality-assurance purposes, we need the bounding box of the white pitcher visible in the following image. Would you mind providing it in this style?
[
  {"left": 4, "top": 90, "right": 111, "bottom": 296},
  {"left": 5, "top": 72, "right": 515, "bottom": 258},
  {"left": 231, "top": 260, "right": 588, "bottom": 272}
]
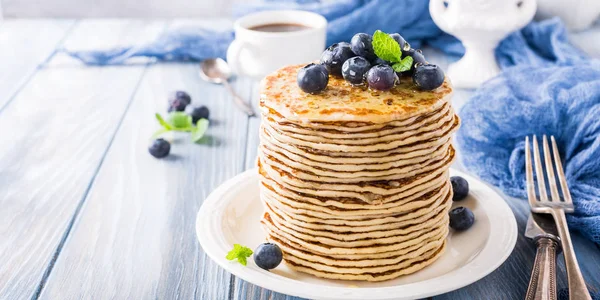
[{"left": 430, "top": 0, "right": 537, "bottom": 88}]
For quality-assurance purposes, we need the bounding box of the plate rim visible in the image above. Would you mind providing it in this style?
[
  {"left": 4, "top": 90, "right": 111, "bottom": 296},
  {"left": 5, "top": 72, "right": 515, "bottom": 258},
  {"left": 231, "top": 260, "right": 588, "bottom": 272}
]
[{"left": 196, "top": 168, "right": 518, "bottom": 300}]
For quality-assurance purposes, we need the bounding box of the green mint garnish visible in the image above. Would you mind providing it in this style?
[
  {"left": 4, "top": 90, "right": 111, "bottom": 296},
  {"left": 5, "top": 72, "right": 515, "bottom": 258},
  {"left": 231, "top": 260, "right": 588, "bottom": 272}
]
[
  {"left": 191, "top": 119, "right": 210, "bottom": 143},
  {"left": 153, "top": 112, "right": 209, "bottom": 142},
  {"left": 392, "top": 56, "right": 414, "bottom": 73},
  {"left": 226, "top": 244, "right": 253, "bottom": 266},
  {"left": 372, "top": 30, "right": 402, "bottom": 63}
]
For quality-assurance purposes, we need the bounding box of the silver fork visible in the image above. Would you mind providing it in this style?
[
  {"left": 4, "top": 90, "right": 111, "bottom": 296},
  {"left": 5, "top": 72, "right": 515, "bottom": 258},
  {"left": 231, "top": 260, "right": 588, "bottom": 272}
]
[{"left": 525, "top": 135, "right": 592, "bottom": 300}]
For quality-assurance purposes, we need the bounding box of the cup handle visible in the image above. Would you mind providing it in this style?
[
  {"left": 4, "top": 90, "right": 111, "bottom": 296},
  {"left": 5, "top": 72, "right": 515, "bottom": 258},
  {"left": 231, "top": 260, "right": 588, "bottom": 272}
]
[{"left": 226, "top": 39, "right": 249, "bottom": 75}]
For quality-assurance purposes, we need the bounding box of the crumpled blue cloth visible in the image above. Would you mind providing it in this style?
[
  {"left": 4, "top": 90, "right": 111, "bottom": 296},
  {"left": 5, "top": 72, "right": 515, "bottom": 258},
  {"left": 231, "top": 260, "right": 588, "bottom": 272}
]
[
  {"left": 457, "top": 19, "right": 600, "bottom": 244},
  {"left": 62, "top": 0, "right": 459, "bottom": 65}
]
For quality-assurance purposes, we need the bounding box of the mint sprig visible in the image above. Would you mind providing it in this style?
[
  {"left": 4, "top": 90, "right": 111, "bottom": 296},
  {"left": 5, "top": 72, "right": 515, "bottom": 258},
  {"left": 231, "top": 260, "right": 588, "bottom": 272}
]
[
  {"left": 372, "top": 30, "right": 402, "bottom": 62},
  {"left": 226, "top": 244, "right": 253, "bottom": 266},
  {"left": 153, "top": 112, "right": 209, "bottom": 142},
  {"left": 372, "top": 30, "right": 413, "bottom": 73}
]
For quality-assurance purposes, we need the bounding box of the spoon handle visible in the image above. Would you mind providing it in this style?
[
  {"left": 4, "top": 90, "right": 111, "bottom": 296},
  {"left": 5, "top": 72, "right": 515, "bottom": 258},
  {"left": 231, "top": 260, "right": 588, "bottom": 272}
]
[{"left": 222, "top": 80, "right": 256, "bottom": 117}]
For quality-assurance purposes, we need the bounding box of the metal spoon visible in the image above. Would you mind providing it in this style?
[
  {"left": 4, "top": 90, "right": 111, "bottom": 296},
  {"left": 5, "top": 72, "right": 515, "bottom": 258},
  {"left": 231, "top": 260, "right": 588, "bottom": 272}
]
[{"left": 199, "top": 58, "right": 255, "bottom": 117}]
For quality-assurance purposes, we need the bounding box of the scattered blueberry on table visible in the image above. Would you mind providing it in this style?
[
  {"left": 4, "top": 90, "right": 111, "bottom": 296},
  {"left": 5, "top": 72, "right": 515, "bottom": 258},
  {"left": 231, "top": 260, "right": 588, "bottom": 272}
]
[
  {"left": 168, "top": 90, "right": 192, "bottom": 112},
  {"left": 253, "top": 243, "right": 283, "bottom": 270},
  {"left": 298, "top": 30, "right": 445, "bottom": 92},
  {"left": 342, "top": 56, "right": 371, "bottom": 85},
  {"left": 297, "top": 63, "right": 329, "bottom": 94},
  {"left": 450, "top": 176, "right": 469, "bottom": 201},
  {"left": 320, "top": 42, "right": 356, "bottom": 76},
  {"left": 449, "top": 206, "right": 475, "bottom": 231},
  {"left": 189, "top": 105, "right": 210, "bottom": 123},
  {"left": 148, "top": 138, "right": 171, "bottom": 158}
]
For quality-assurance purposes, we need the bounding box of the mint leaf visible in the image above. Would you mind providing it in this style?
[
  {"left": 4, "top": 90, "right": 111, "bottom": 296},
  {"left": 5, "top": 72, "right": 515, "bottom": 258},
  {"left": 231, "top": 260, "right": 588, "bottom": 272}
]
[
  {"left": 392, "top": 56, "right": 414, "bottom": 73},
  {"left": 372, "top": 30, "right": 402, "bottom": 63},
  {"left": 191, "top": 119, "right": 209, "bottom": 143},
  {"left": 155, "top": 113, "right": 173, "bottom": 130},
  {"left": 168, "top": 112, "right": 193, "bottom": 129},
  {"left": 226, "top": 244, "right": 253, "bottom": 266}
]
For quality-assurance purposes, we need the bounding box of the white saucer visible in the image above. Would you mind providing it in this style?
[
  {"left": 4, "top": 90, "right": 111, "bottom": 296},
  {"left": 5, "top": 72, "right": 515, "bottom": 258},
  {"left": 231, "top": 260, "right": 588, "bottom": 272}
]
[{"left": 196, "top": 168, "right": 517, "bottom": 300}]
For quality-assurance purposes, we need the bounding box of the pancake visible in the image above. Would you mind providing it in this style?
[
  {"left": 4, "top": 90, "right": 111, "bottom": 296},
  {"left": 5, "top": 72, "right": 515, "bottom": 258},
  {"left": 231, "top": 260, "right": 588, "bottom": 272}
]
[
  {"left": 256, "top": 64, "right": 458, "bottom": 281},
  {"left": 260, "top": 64, "right": 453, "bottom": 124}
]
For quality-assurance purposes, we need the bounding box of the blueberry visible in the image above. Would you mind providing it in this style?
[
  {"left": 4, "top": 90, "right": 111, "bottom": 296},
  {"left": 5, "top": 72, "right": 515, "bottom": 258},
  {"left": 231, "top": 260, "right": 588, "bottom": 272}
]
[
  {"left": 450, "top": 176, "right": 469, "bottom": 201},
  {"left": 320, "top": 42, "right": 355, "bottom": 76},
  {"left": 366, "top": 64, "right": 398, "bottom": 91},
  {"left": 189, "top": 106, "right": 210, "bottom": 123},
  {"left": 413, "top": 64, "right": 445, "bottom": 91},
  {"left": 350, "top": 33, "right": 376, "bottom": 61},
  {"left": 399, "top": 48, "right": 427, "bottom": 76},
  {"left": 449, "top": 206, "right": 475, "bottom": 231},
  {"left": 341, "top": 56, "right": 371, "bottom": 85},
  {"left": 297, "top": 63, "right": 329, "bottom": 94},
  {"left": 148, "top": 138, "right": 170, "bottom": 158},
  {"left": 390, "top": 33, "right": 410, "bottom": 52},
  {"left": 168, "top": 91, "right": 191, "bottom": 112},
  {"left": 253, "top": 243, "right": 283, "bottom": 270}
]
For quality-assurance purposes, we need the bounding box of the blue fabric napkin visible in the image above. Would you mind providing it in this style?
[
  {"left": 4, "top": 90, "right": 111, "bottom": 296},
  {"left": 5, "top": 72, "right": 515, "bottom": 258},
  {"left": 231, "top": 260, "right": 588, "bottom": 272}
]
[
  {"left": 60, "top": 0, "right": 461, "bottom": 65},
  {"left": 457, "top": 19, "right": 600, "bottom": 244}
]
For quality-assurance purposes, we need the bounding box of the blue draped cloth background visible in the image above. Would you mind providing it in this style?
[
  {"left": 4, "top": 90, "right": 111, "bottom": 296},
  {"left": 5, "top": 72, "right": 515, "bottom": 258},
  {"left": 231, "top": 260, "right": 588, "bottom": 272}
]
[{"left": 62, "top": 0, "right": 600, "bottom": 248}]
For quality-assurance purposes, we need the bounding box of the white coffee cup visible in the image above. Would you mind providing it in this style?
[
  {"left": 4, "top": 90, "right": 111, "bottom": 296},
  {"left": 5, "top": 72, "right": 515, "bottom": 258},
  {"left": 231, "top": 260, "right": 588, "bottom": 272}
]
[{"left": 226, "top": 10, "right": 327, "bottom": 79}]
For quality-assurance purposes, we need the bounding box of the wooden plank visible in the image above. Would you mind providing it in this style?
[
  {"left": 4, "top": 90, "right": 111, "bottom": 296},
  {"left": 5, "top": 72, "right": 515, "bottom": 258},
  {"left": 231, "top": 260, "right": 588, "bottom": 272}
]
[
  {"left": 37, "top": 63, "right": 254, "bottom": 299},
  {"left": 0, "top": 19, "right": 74, "bottom": 111},
  {"left": 0, "top": 20, "right": 164, "bottom": 300}
]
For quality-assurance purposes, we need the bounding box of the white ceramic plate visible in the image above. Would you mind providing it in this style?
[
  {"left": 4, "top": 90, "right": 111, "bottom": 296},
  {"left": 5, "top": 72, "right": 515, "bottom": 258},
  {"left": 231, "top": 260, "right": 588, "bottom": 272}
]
[{"left": 196, "top": 168, "right": 517, "bottom": 300}]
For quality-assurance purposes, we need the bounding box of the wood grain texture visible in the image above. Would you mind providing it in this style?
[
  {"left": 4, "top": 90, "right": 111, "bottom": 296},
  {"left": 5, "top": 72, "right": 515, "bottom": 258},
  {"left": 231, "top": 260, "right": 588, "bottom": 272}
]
[
  {"left": 37, "top": 63, "right": 255, "bottom": 300},
  {"left": 0, "top": 19, "right": 74, "bottom": 110},
  {"left": 0, "top": 20, "right": 164, "bottom": 300}
]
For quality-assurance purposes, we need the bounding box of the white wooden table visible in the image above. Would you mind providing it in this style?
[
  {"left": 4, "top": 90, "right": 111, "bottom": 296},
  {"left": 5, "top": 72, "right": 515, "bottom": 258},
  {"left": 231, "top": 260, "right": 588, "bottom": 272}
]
[{"left": 1, "top": 19, "right": 599, "bottom": 300}]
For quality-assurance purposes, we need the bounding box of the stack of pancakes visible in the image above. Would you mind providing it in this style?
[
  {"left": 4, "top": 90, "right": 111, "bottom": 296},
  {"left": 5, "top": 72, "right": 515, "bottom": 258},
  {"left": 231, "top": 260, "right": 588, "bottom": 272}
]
[{"left": 258, "top": 65, "right": 460, "bottom": 281}]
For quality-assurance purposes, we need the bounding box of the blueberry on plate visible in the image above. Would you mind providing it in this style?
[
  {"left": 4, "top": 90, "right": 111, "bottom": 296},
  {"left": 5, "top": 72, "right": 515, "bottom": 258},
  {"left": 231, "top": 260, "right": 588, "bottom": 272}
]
[
  {"left": 413, "top": 64, "right": 445, "bottom": 91},
  {"left": 297, "top": 63, "right": 329, "bottom": 94},
  {"left": 370, "top": 57, "right": 390, "bottom": 66},
  {"left": 450, "top": 176, "right": 469, "bottom": 201},
  {"left": 366, "top": 64, "right": 398, "bottom": 91},
  {"left": 390, "top": 33, "right": 410, "bottom": 52},
  {"left": 449, "top": 206, "right": 475, "bottom": 231},
  {"left": 253, "top": 243, "right": 283, "bottom": 270},
  {"left": 341, "top": 56, "right": 371, "bottom": 85},
  {"left": 148, "top": 138, "right": 170, "bottom": 158},
  {"left": 320, "top": 42, "right": 355, "bottom": 77},
  {"left": 189, "top": 105, "right": 210, "bottom": 123},
  {"left": 399, "top": 48, "right": 427, "bottom": 76},
  {"left": 168, "top": 91, "right": 191, "bottom": 112},
  {"left": 350, "top": 33, "right": 377, "bottom": 61}
]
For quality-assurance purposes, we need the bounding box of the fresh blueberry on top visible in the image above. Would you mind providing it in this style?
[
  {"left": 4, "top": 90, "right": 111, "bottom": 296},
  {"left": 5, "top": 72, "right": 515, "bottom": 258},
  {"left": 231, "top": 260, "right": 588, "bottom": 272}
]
[
  {"left": 449, "top": 206, "right": 475, "bottom": 231},
  {"left": 253, "top": 243, "right": 283, "bottom": 270},
  {"left": 399, "top": 48, "right": 427, "bottom": 76},
  {"left": 366, "top": 64, "right": 398, "bottom": 91},
  {"left": 450, "top": 176, "right": 469, "bottom": 201},
  {"left": 320, "top": 42, "right": 356, "bottom": 77},
  {"left": 413, "top": 64, "right": 445, "bottom": 91},
  {"left": 390, "top": 33, "right": 410, "bottom": 52},
  {"left": 148, "top": 138, "right": 171, "bottom": 158},
  {"left": 341, "top": 56, "right": 371, "bottom": 85},
  {"left": 350, "top": 33, "right": 377, "bottom": 61},
  {"left": 168, "top": 91, "right": 191, "bottom": 112},
  {"left": 297, "top": 63, "right": 329, "bottom": 94},
  {"left": 189, "top": 106, "right": 210, "bottom": 123}
]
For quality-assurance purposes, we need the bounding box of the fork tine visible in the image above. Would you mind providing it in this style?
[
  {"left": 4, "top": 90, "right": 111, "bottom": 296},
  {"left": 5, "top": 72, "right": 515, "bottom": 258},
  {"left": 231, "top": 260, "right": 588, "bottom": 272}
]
[
  {"left": 542, "top": 135, "right": 561, "bottom": 202},
  {"left": 525, "top": 136, "right": 538, "bottom": 207},
  {"left": 532, "top": 135, "right": 549, "bottom": 202},
  {"left": 551, "top": 136, "right": 573, "bottom": 204}
]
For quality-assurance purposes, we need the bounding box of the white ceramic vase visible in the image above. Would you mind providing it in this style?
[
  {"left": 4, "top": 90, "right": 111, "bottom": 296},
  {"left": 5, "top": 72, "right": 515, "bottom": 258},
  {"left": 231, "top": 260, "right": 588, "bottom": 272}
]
[{"left": 430, "top": 0, "right": 537, "bottom": 88}]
